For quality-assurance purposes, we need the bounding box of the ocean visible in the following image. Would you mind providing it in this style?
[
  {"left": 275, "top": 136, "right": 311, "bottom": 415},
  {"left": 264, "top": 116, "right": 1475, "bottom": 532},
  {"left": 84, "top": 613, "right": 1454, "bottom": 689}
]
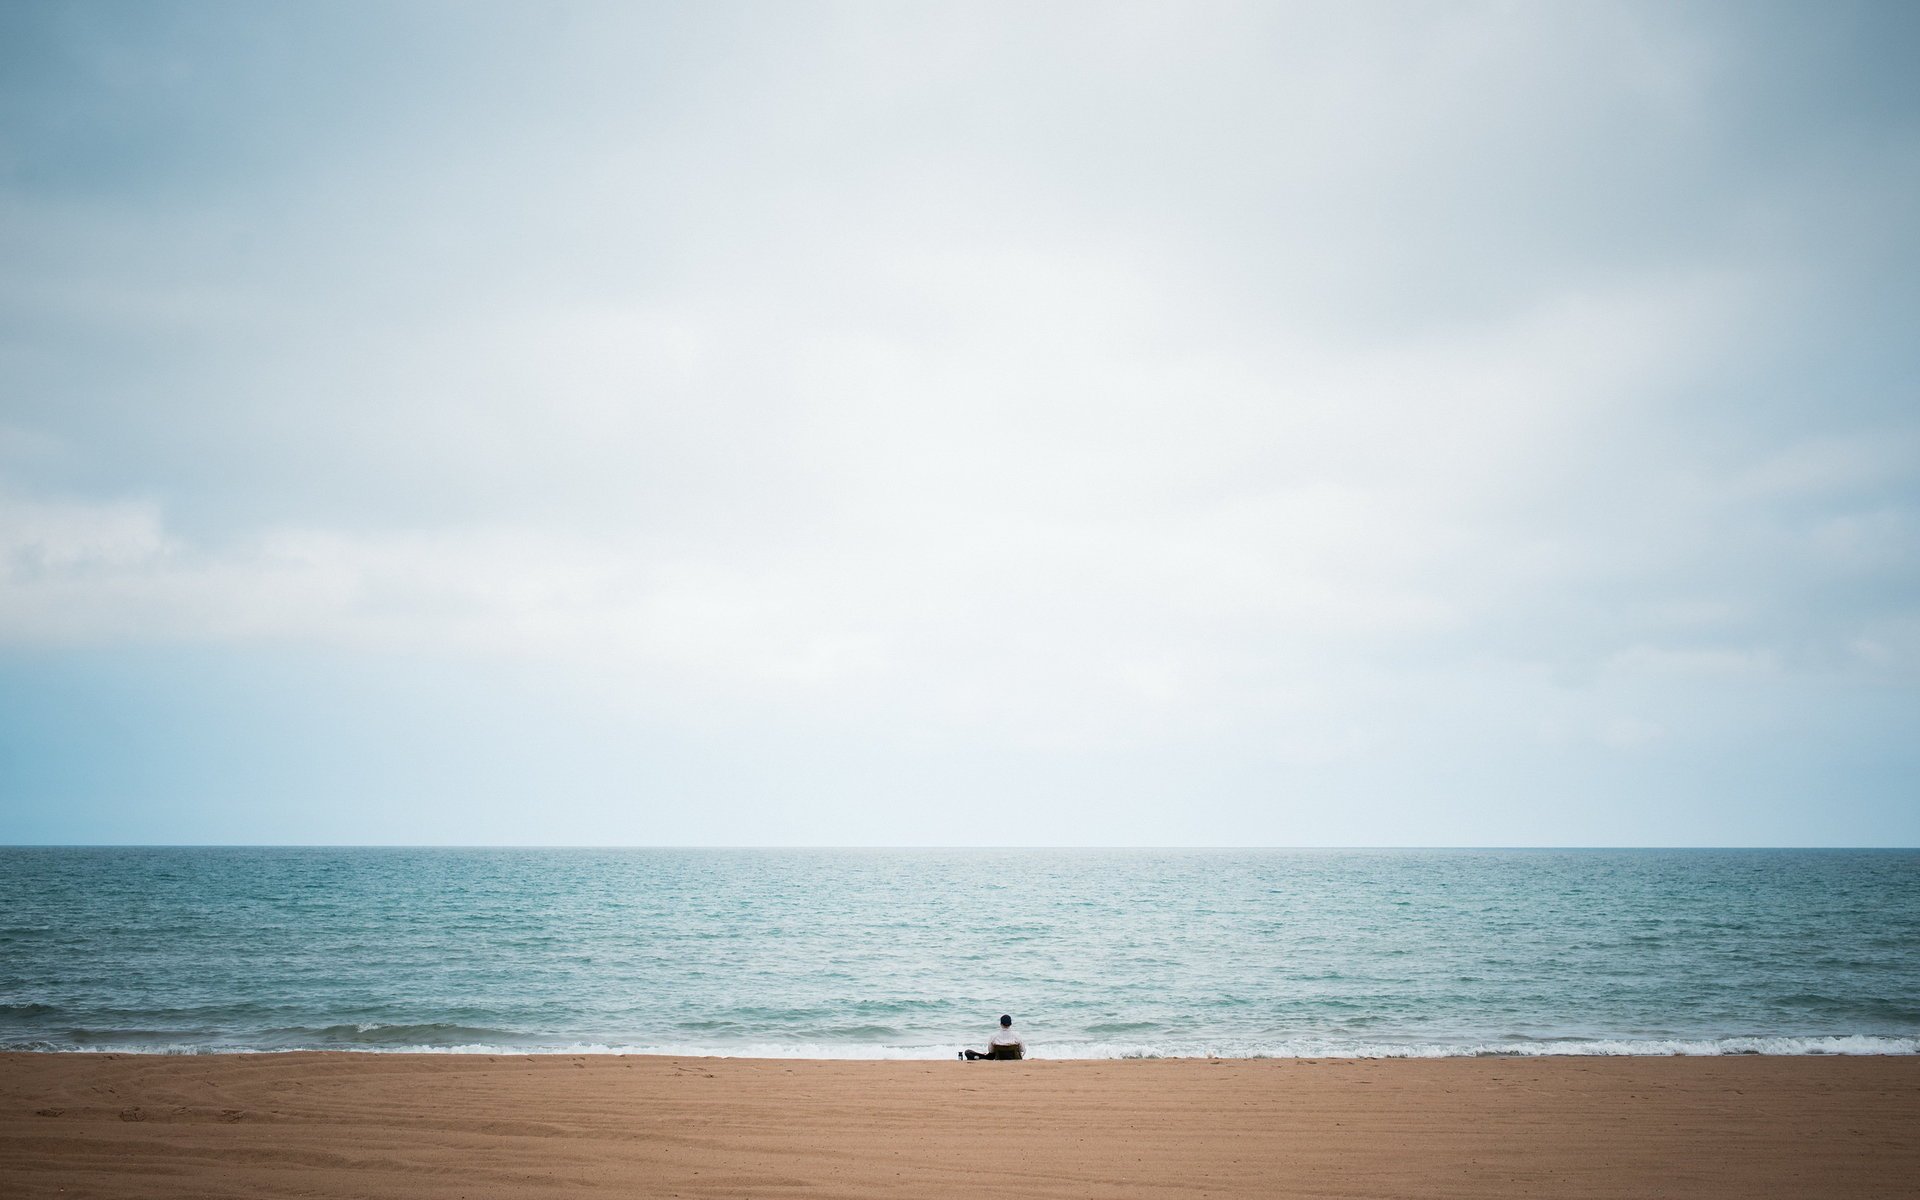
[{"left": 1, "top": 847, "right": 1915, "bottom": 1058}]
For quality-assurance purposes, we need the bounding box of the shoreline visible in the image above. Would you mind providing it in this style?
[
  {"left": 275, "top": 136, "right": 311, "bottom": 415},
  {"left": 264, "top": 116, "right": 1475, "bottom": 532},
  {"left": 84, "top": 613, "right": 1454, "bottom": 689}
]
[
  {"left": 5, "top": 1051, "right": 1917, "bottom": 1198},
  {"left": 6, "top": 1047, "right": 1917, "bottom": 1057},
  {"left": 10, "top": 1025, "right": 1918, "bottom": 1061},
  {"left": 7, "top": 1035, "right": 1917, "bottom": 1059},
  {"left": 10, "top": 1047, "right": 1919, "bottom": 1057}
]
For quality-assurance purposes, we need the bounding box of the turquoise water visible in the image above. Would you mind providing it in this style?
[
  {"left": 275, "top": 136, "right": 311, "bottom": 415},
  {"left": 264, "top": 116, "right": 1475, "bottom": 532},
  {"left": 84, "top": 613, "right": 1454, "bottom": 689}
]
[{"left": 1, "top": 847, "right": 1915, "bottom": 1057}]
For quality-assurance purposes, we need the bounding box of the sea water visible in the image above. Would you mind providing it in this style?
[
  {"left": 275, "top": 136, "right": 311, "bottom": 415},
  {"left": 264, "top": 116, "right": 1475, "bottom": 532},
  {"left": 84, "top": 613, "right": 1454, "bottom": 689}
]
[{"left": 1, "top": 847, "right": 1915, "bottom": 1057}]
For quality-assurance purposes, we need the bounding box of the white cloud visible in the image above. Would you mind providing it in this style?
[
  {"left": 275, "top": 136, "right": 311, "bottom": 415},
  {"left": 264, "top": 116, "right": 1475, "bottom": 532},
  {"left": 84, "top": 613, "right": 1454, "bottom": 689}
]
[{"left": 0, "top": 0, "right": 1915, "bottom": 840}]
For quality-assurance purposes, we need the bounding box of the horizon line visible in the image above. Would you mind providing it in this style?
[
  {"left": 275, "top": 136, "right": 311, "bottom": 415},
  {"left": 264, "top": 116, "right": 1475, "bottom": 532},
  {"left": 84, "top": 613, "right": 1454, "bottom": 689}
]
[{"left": 4, "top": 843, "right": 1916, "bottom": 852}]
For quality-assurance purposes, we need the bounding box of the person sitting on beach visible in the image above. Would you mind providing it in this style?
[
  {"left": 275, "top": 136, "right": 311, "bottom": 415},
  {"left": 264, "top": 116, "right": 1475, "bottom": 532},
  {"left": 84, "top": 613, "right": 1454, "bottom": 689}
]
[{"left": 960, "top": 1014, "right": 1025, "bottom": 1060}]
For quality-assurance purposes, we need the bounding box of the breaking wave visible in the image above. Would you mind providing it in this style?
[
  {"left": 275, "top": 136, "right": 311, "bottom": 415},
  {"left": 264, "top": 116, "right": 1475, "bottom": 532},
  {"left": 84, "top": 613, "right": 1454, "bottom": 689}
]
[{"left": 12, "top": 1032, "right": 1917, "bottom": 1058}]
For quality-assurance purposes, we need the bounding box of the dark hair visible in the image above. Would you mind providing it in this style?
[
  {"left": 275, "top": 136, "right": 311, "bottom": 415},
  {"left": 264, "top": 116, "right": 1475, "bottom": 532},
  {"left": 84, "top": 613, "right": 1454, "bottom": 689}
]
[{"left": 1000, "top": 1014, "right": 1012, "bottom": 1027}]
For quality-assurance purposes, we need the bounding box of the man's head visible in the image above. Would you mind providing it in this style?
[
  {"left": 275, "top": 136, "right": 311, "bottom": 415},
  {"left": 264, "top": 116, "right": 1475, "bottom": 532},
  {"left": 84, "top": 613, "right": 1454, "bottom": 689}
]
[{"left": 1000, "top": 1014, "right": 1012, "bottom": 1028}]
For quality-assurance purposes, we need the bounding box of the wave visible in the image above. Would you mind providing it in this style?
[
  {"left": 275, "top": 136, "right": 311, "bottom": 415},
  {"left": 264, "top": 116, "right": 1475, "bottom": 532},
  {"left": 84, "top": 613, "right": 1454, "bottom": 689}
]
[
  {"left": 10, "top": 1032, "right": 1917, "bottom": 1058},
  {"left": 259, "top": 1022, "right": 537, "bottom": 1048},
  {"left": 1047, "top": 1034, "right": 1920, "bottom": 1059}
]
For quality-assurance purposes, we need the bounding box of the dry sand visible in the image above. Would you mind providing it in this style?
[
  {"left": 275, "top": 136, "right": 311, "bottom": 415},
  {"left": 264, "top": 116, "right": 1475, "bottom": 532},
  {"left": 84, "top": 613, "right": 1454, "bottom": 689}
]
[{"left": 3, "top": 1052, "right": 1916, "bottom": 1199}]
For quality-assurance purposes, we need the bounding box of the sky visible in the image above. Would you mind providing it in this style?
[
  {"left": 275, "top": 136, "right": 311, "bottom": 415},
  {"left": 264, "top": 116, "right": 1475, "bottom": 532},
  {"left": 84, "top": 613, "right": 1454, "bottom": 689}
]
[{"left": 1, "top": 0, "right": 1916, "bottom": 846}]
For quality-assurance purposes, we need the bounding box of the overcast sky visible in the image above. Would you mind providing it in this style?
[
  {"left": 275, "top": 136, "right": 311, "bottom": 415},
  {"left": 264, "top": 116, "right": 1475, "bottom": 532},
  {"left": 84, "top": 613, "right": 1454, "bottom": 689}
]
[{"left": 2, "top": 1, "right": 1915, "bottom": 845}]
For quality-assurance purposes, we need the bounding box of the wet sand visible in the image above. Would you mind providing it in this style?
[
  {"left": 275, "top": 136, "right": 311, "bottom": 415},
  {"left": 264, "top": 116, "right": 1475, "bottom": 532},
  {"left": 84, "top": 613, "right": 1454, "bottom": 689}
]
[{"left": 3, "top": 1052, "right": 1916, "bottom": 1198}]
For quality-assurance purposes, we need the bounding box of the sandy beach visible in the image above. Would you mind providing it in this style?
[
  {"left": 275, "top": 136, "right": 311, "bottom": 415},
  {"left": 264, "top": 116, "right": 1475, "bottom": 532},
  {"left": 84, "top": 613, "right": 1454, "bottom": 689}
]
[{"left": 2, "top": 1053, "right": 1915, "bottom": 1199}]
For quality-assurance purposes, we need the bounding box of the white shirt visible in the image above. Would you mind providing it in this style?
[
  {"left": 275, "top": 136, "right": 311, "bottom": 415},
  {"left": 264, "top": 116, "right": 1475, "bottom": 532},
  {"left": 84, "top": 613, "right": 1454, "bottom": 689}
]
[{"left": 989, "top": 1025, "right": 1023, "bottom": 1048}]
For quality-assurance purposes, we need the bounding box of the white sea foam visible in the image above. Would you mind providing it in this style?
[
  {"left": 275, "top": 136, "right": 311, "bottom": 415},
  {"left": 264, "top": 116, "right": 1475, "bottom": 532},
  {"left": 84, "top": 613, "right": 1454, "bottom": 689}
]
[
  {"left": 1048, "top": 1034, "right": 1920, "bottom": 1059},
  {"left": 34, "top": 1034, "right": 1920, "bottom": 1058}
]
